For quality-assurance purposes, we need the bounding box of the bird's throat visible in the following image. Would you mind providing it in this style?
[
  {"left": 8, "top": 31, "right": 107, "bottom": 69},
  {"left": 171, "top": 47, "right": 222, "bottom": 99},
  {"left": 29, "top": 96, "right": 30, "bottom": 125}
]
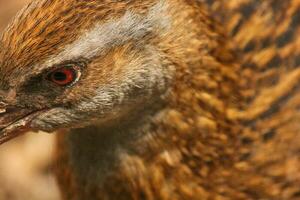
[{"left": 54, "top": 102, "right": 169, "bottom": 197}]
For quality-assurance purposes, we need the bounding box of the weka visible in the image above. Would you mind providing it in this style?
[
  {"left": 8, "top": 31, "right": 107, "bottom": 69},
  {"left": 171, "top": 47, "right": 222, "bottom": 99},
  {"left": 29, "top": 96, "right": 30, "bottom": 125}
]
[{"left": 0, "top": 0, "right": 300, "bottom": 199}]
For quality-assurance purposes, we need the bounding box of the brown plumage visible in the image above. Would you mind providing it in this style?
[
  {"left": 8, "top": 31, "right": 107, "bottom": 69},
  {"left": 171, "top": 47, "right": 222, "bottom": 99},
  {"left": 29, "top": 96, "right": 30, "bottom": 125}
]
[{"left": 0, "top": 0, "right": 300, "bottom": 199}]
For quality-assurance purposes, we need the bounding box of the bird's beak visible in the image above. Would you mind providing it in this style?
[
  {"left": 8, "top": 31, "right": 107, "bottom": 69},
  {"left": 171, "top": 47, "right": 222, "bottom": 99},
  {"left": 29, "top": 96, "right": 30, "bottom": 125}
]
[{"left": 0, "top": 104, "right": 41, "bottom": 145}]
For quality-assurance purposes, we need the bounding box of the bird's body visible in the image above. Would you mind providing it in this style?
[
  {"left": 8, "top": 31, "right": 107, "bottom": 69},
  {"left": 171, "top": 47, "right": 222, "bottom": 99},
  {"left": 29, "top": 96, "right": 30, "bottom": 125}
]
[{"left": 1, "top": 0, "right": 300, "bottom": 199}]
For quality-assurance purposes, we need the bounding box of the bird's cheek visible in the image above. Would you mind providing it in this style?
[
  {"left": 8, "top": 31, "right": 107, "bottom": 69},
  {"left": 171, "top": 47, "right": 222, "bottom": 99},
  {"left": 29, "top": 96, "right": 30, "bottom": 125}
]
[{"left": 30, "top": 107, "right": 78, "bottom": 132}]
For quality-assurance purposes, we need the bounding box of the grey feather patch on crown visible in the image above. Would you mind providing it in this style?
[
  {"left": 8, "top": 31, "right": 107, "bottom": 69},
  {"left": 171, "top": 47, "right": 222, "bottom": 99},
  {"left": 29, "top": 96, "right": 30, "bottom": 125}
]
[{"left": 34, "top": 0, "right": 171, "bottom": 74}]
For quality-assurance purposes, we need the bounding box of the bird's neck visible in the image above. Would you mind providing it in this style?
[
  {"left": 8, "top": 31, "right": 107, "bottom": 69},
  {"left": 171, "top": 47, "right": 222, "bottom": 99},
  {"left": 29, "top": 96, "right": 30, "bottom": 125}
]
[
  {"left": 55, "top": 104, "right": 173, "bottom": 197},
  {"left": 64, "top": 121, "right": 150, "bottom": 183}
]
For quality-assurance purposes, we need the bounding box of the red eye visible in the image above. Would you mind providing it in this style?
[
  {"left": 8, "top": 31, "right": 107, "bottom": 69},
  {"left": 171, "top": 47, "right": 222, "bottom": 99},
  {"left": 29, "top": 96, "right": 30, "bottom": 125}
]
[{"left": 47, "top": 66, "right": 79, "bottom": 86}]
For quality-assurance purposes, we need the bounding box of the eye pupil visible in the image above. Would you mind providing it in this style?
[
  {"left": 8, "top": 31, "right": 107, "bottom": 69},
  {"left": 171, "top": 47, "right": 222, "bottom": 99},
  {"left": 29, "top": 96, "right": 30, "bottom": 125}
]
[{"left": 53, "top": 71, "right": 67, "bottom": 81}]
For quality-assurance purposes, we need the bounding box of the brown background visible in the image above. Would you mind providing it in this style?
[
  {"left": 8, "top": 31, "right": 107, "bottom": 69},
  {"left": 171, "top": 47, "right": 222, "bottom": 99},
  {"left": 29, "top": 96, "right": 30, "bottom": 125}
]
[{"left": 0, "top": 1, "right": 60, "bottom": 199}]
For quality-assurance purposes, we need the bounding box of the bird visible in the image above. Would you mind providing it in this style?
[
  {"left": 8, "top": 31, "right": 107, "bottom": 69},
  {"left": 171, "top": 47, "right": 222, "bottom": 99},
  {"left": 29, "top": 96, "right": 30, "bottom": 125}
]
[{"left": 1, "top": 0, "right": 300, "bottom": 199}]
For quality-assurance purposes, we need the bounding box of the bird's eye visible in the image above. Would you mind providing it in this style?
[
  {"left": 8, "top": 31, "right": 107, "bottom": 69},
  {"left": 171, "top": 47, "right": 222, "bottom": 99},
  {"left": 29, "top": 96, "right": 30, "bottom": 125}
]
[{"left": 46, "top": 65, "right": 80, "bottom": 86}]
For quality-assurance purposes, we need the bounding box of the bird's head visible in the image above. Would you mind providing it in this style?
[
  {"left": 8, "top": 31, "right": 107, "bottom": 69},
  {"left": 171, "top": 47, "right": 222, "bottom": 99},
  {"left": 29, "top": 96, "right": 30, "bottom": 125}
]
[{"left": 0, "top": 0, "right": 208, "bottom": 143}]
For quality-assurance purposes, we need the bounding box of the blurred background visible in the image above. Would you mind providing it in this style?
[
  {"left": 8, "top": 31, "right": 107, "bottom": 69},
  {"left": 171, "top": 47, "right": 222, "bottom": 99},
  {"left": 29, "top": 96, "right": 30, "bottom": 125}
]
[{"left": 0, "top": 1, "right": 61, "bottom": 199}]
